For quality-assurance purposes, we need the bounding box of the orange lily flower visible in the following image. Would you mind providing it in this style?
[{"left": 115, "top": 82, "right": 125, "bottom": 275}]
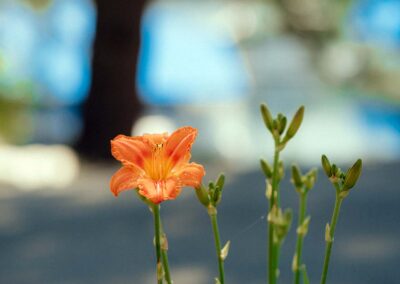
[{"left": 110, "top": 126, "right": 206, "bottom": 204}]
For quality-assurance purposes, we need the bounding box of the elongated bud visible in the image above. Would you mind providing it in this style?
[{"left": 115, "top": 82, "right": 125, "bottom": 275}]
[
  {"left": 304, "top": 168, "right": 318, "bottom": 190},
  {"left": 285, "top": 106, "right": 304, "bottom": 140},
  {"left": 277, "top": 113, "right": 287, "bottom": 135},
  {"left": 330, "top": 164, "right": 338, "bottom": 177},
  {"left": 220, "top": 240, "right": 231, "bottom": 261},
  {"left": 260, "top": 159, "right": 273, "bottom": 178},
  {"left": 215, "top": 173, "right": 225, "bottom": 190},
  {"left": 321, "top": 155, "right": 332, "bottom": 177},
  {"left": 342, "top": 159, "right": 362, "bottom": 191},
  {"left": 213, "top": 188, "right": 223, "bottom": 205},
  {"left": 215, "top": 278, "right": 221, "bottom": 284},
  {"left": 208, "top": 181, "right": 215, "bottom": 200},
  {"left": 291, "top": 164, "right": 303, "bottom": 188},
  {"left": 195, "top": 185, "right": 210, "bottom": 207},
  {"left": 260, "top": 103, "right": 274, "bottom": 131}
]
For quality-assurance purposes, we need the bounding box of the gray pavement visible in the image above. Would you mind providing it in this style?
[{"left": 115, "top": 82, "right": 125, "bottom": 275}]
[{"left": 0, "top": 162, "right": 398, "bottom": 284}]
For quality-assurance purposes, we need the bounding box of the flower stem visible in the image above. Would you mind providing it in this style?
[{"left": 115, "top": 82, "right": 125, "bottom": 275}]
[
  {"left": 209, "top": 209, "right": 225, "bottom": 284},
  {"left": 320, "top": 193, "right": 343, "bottom": 284},
  {"left": 152, "top": 204, "right": 163, "bottom": 284},
  {"left": 160, "top": 231, "right": 172, "bottom": 284},
  {"left": 268, "top": 149, "right": 280, "bottom": 284},
  {"left": 294, "top": 194, "right": 307, "bottom": 284}
]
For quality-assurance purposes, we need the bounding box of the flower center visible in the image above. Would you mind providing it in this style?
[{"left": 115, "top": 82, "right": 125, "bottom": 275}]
[{"left": 145, "top": 143, "right": 172, "bottom": 180}]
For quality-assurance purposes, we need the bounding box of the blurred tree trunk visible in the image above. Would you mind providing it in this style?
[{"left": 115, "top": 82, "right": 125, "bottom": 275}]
[{"left": 76, "top": 0, "right": 146, "bottom": 160}]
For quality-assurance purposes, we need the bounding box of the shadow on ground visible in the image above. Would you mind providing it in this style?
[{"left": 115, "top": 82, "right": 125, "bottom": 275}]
[{"left": 0, "top": 162, "right": 398, "bottom": 283}]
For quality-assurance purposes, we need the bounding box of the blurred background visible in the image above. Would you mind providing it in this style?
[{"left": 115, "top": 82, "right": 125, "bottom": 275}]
[{"left": 0, "top": 0, "right": 399, "bottom": 283}]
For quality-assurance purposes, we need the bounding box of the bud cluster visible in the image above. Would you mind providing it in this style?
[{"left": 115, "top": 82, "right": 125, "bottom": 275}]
[
  {"left": 260, "top": 159, "right": 285, "bottom": 183},
  {"left": 195, "top": 174, "right": 226, "bottom": 211},
  {"left": 260, "top": 103, "right": 304, "bottom": 150},
  {"left": 268, "top": 206, "right": 293, "bottom": 245},
  {"left": 321, "top": 155, "right": 362, "bottom": 199},
  {"left": 291, "top": 165, "right": 318, "bottom": 194}
]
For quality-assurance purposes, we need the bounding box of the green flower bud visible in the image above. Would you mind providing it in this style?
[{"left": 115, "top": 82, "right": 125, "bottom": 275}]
[
  {"left": 260, "top": 159, "right": 273, "bottom": 178},
  {"left": 273, "top": 119, "right": 279, "bottom": 131},
  {"left": 304, "top": 168, "right": 318, "bottom": 190},
  {"left": 321, "top": 155, "right": 332, "bottom": 177},
  {"left": 277, "top": 113, "right": 287, "bottom": 135},
  {"left": 215, "top": 173, "right": 225, "bottom": 191},
  {"left": 271, "top": 207, "right": 293, "bottom": 244},
  {"left": 260, "top": 103, "right": 274, "bottom": 131},
  {"left": 291, "top": 164, "right": 303, "bottom": 188},
  {"left": 330, "top": 164, "right": 338, "bottom": 177},
  {"left": 342, "top": 159, "right": 362, "bottom": 191},
  {"left": 285, "top": 106, "right": 304, "bottom": 140},
  {"left": 195, "top": 185, "right": 210, "bottom": 207},
  {"left": 213, "top": 188, "right": 222, "bottom": 205}
]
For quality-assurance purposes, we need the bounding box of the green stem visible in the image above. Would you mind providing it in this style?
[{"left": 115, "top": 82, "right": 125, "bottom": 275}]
[
  {"left": 210, "top": 210, "right": 225, "bottom": 284},
  {"left": 152, "top": 204, "right": 163, "bottom": 284},
  {"left": 160, "top": 229, "right": 172, "bottom": 284},
  {"left": 268, "top": 149, "right": 280, "bottom": 284},
  {"left": 294, "top": 194, "right": 307, "bottom": 284},
  {"left": 320, "top": 193, "right": 343, "bottom": 284}
]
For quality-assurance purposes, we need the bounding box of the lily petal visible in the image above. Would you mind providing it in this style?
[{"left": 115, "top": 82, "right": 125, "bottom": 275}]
[
  {"left": 110, "top": 167, "right": 140, "bottom": 196},
  {"left": 175, "top": 163, "right": 205, "bottom": 188},
  {"left": 137, "top": 177, "right": 181, "bottom": 204},
  {"left": 111, "top": 135, "right": 152, "bottom": 169},
  {"left": 164, "top": 126, "right": 197, "bottom": 167}
]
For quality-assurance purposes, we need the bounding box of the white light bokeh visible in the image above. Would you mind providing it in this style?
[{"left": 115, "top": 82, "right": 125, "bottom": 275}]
[
  {"left": 132, "top": 115, "right": 177, "bottom": 136},
  {"left": 0, "top": 144, "right": 79, "bottom": 191}
]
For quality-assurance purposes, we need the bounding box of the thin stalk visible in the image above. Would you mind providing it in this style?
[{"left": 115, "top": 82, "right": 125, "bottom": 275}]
[
  {"left": 210, "top": 211, "right": 225, "bottom": 284},
  {"left": 160, "top": 230, "right": 172, "bottom": 283},
  {"left": 268, "top": 148, "right": 280, "bottom": 284},
  {"left": 152, "top": 204, "right": 163, "bottom": 284},
  {"left": 294, "top": 194, "right": 307, "bottom": 284},
  {"left": 320, "top": 193, "right": 343, "bottom": 284}
]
